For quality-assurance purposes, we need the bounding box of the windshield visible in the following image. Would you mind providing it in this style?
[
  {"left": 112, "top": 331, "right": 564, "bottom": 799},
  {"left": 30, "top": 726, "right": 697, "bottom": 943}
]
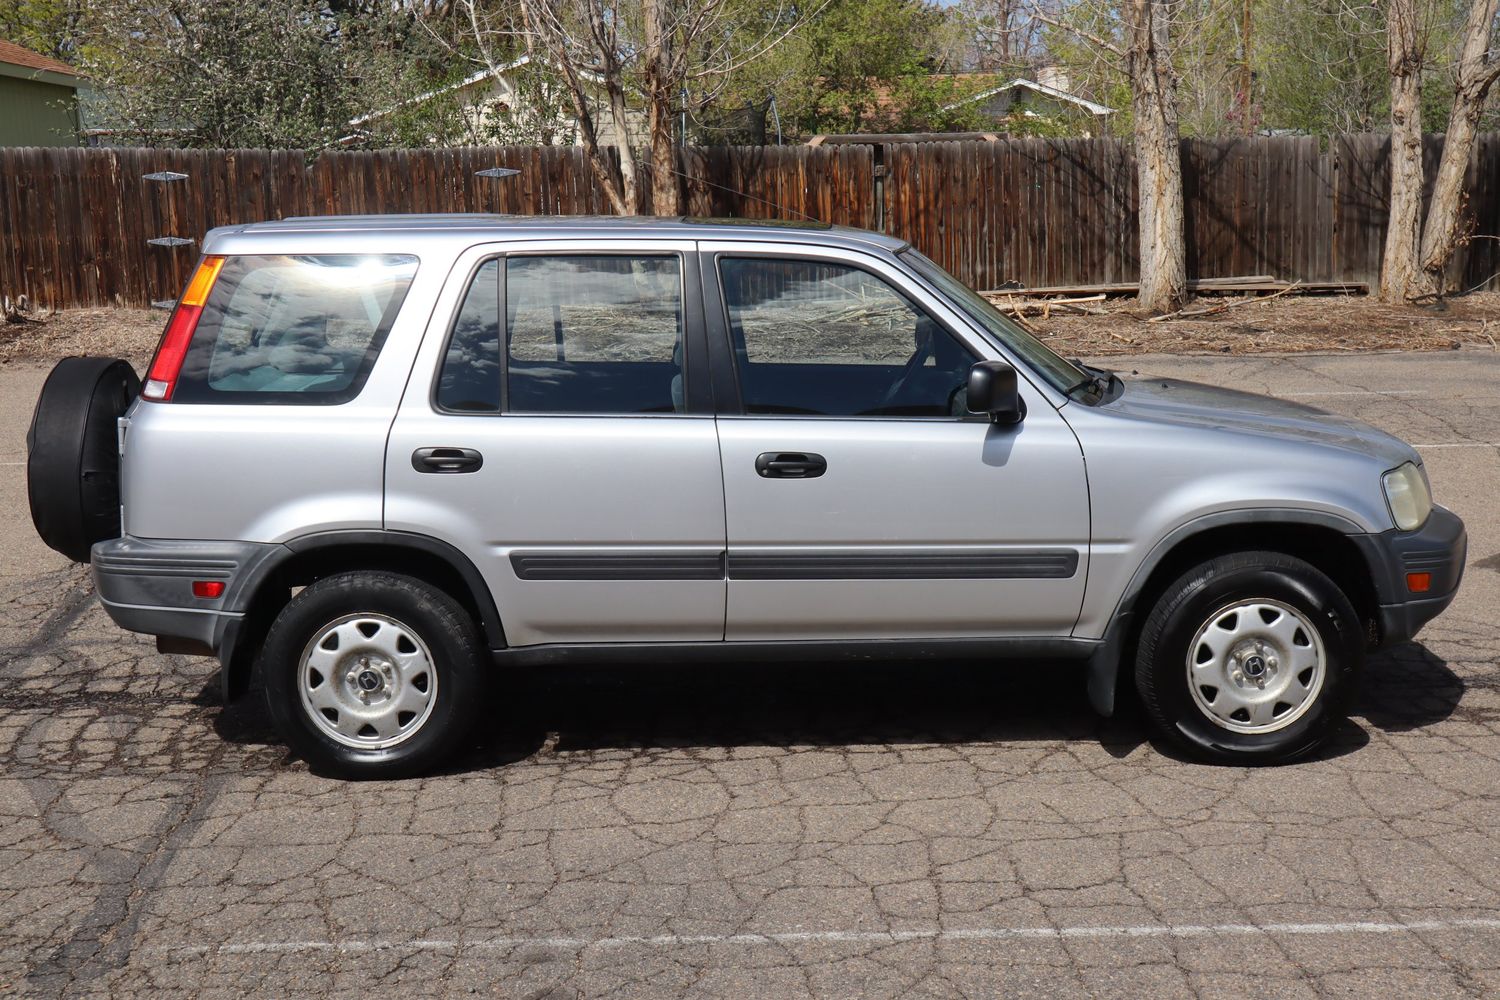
[{"left": 899, "top": 248, "right": 1089, "bottom": 395}]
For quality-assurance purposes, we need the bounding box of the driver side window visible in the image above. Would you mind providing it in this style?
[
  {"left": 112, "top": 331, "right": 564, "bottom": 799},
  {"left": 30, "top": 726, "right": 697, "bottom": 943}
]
[{"left": 719, "top": 257, "right": 977, "bottom": 417}]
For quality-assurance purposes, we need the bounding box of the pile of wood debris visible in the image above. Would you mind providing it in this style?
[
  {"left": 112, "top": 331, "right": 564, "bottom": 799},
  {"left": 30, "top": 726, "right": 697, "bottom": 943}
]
[{"left": 1004, "top": 289, "right": 1500, "bottom": 357}]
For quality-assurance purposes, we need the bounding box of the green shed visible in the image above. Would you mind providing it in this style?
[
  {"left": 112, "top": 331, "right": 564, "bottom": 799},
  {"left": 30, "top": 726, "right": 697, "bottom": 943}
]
[{"left": 0, "top": 39, "right": 83, "bottom": 147}]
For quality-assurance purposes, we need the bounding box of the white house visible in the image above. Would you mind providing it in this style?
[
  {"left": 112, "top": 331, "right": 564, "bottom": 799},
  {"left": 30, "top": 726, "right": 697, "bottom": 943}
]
[{"left": 944, "top": 68, "right": 1114, "bottom": 133}]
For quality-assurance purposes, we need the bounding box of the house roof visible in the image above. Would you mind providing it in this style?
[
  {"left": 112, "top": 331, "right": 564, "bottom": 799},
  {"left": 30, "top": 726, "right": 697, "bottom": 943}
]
[
  {"left": 946, "top": 77, "right": 1113, "bottom": 117},
  {"left": 346, "top": 52, "right": 612, "bottom": 133},
  {"left": 346, "top": 55, "right": 533, "bottom": 128},
  {"left": 0, "top": 39, "right": 80, "bottom": 83}
]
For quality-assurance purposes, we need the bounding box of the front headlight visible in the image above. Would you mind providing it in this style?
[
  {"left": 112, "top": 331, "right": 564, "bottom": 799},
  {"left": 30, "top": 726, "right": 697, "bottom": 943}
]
[{"left": 1382, "top": 462, "right": 1432, "bottom": 531}]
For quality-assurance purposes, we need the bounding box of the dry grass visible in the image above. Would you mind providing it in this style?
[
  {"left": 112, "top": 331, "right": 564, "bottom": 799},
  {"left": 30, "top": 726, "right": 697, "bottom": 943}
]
[
  {"left": 0, "top": 307, "right": 162, "bottom": 368},
  {"left": 1021, "top": 291, "right": 1500, "bottom": 357}
]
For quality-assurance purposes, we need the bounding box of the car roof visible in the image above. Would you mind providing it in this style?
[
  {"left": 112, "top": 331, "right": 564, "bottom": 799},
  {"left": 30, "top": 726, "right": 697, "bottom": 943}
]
[{"left": 204, "top": 214, "right": 908, "bottom": 254}]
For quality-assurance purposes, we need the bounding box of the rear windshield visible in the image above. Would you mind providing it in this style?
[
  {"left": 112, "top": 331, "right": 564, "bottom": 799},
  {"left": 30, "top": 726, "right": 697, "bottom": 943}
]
[{"left": 173, "top": 254, "right": 418, "bottom": 405}]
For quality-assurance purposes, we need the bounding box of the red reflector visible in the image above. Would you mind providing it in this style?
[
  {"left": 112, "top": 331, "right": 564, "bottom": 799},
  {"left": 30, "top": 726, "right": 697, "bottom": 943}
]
[
  {"left": 191, "top": 580, "right": 226, "bottom": 599},
  {"left": 1405, "top": 572, "right": 1431, "bottom": 593}
]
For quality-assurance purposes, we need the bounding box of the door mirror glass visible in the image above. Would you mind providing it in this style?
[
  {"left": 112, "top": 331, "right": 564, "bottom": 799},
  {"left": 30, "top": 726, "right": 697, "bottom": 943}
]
[{"left": 966, "top": 361, "right": 1024, "bottom": 424}]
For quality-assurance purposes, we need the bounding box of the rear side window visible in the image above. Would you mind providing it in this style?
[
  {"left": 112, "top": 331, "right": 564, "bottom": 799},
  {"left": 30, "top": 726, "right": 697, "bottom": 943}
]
[
  {"left": 434, "top": 254, "right": 685, "bottom": 414},
  {"left": 436, "top": 260, "right": 501, "bottom": 412},
  {"left": 173, "top": 254, "right": 418, "bottom": 405}
]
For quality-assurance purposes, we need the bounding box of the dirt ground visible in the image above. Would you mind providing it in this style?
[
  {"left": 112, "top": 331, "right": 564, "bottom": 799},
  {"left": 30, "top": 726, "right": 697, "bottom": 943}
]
[
  {"left": 0, "top": 307, "right": 163, "bottom": 367},
  {"left": 5, "top": 291, "right": 1500, "bottom": 367},
  {"left": 1011, "top": 290, "right": 1500, "bottom": 356}
]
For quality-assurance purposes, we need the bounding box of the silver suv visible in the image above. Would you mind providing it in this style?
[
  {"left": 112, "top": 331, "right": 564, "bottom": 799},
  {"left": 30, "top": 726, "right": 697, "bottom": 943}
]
[{"left": 27, "top": 216, "right": 1466, "bottom": 777}]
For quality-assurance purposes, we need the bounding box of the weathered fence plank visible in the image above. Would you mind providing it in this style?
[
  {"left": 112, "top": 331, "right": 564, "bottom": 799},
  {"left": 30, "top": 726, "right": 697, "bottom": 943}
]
[{"left": 1, "top": 135, "right": 1498, "bottom": 308}]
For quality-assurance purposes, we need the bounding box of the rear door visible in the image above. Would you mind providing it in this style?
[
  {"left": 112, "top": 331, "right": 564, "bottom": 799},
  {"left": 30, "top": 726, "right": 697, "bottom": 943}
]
[
  {"left": 384, "top": 240, "right": 726, "bottom": 647},
  {"left": 701, "top": 242, "right": 1090, "bottom": 641}
]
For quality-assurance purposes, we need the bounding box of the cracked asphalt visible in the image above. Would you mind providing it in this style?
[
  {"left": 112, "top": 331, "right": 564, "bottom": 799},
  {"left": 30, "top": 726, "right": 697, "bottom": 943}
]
[{"left": 2, "top": 349, "right": 1499, "bottom": 998}]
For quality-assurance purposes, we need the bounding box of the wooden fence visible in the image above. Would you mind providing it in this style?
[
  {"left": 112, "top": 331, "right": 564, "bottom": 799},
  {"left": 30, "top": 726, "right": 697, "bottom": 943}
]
[{"left": 2, "top": 135, "right": 1498, "bottom": 309}]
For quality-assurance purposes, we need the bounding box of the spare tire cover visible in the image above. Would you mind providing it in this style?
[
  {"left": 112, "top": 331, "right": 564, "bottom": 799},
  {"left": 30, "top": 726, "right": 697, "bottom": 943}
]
[{"left": 27, "top": 357, "right": 141, "bottom": 563}]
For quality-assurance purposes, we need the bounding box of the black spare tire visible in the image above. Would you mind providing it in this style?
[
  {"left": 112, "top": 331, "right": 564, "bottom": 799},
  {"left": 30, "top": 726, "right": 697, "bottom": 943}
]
[{"left": 27, "top": 357, "right": 140, "bottom": 563}]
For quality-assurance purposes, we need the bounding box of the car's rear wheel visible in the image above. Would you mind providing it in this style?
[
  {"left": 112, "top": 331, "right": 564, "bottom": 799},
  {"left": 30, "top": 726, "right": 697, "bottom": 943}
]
[
  {"left": 27, "top": 357, "right": 140, "bottom": 562},
  {"left": 262, "top": 571, "right": 484, "bottom": 779},
  {"left": 1135, "top": 551, "right": 1363, "bottom": 764}
]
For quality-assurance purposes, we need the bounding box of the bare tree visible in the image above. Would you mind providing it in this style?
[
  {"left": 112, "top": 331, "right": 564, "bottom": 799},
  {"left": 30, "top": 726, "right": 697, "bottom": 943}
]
[
  {"left": 1379, "top": 0, "right": 1429, "bottom": 302},
  {"left": 504, "top": 0, "right": 642, "bottom": 215},
  {"left": 1036, "top": 1, "right": 1187, "bottom": 313},
  {"left": 465, "top": 0, "right": 811, "bottom": 216},
  {"left": 951, "top": 0, "right": 1045, "bottom": 70},
  {"left": 1417, "top": 0, "right": 1500, "bottom": 294}
]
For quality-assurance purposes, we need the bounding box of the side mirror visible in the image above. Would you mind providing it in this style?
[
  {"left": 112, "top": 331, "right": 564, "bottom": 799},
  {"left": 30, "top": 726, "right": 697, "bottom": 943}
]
[{"left": 967, "top": 361, "right": 1024, "bottom": 425}]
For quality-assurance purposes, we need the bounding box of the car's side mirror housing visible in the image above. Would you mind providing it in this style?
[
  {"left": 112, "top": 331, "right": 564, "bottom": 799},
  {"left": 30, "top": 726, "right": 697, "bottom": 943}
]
[{"left": 967, "top": 361, "right": 1024, "bottom": 425}]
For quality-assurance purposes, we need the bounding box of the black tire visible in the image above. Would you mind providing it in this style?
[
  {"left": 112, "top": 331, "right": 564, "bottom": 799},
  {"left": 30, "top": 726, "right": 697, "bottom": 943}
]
[
  {"left": 1135, "top": 551, "right": 1363, "bottom": 764},
  {"left": 27, "top": 357, "right": 140, "bottom": 563},
  {"left": 261, "top": 571, "right": 485, "bottom": 779}
]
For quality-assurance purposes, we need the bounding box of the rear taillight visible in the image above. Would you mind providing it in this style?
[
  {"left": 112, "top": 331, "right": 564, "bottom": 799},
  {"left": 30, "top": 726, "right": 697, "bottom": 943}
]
[{"left": 143, "top": 256, "right": 225, "bottom": 401}]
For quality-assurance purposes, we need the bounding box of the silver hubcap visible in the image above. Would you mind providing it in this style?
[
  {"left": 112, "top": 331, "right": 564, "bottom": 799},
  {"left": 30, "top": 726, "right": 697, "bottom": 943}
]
[
  {"left": 1185, "top": 598, "right": 1326, "bottom": 734},
  {"left": 298, "top": 614, "right": 437, "bottom": 749}
]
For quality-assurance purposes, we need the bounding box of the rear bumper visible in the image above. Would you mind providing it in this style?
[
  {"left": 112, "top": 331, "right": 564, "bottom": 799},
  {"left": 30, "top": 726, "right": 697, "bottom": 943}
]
[
  {"left": 91, "top": 536, "right": 281, "bottom": 651},
  {"left": 1350, "top": 505, "right": 1467, "bottom": 647}
]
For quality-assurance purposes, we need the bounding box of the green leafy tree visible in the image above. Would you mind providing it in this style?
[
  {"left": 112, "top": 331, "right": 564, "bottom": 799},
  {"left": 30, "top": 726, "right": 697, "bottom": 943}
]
[
  {"left": 82, "top": 0, "right": 358, "bottom": 147},
  {"left": 77, "top": 0, "right": 477, "bottom": 149},
  {"left": 799, "top": 0, "right": 948, "bottom": 133},
  {"left": 0, "top": 0, "right": 86, "bottom": 62},
  {"left": 1253, "top": 0, "right": 1463, "bottom": 136}
]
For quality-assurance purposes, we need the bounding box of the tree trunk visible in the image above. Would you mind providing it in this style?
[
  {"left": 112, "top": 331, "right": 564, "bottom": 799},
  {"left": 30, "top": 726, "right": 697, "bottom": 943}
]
[
  {"left": 604, "top": 77, "right": 642, "bottom": 214},
  {"left": 642, "top": 0, "right": 682, "bottom": 215},
  {"left": 1380, "top": 0, "right": 1425, "bottom": 302},
  {"left": 1126, "top": 0, "right": 1187, "bottom": 314},
  {"left": 517, "top": 0, "right": 633, "bottom": 215},
  {"left": 1417, "top": 0, "right": 1500, "bottom": 295},
  {"left": 645, "top": 98, "right": 680, "bottom": 215}
]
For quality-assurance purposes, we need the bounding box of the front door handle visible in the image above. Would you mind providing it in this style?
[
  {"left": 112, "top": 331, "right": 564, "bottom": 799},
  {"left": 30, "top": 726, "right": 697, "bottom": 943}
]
[
  {"left": 412, "top": 447, "right": 483, "bottom": 474},
  {"left": 755, "top": 452, "right": 827, "bottom": 479}
]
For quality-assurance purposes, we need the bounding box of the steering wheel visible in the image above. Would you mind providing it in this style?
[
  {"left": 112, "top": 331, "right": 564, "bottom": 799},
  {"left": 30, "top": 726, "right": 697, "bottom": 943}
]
[{"left": 875, "top": 326, "right": 935, "bottom": 413}]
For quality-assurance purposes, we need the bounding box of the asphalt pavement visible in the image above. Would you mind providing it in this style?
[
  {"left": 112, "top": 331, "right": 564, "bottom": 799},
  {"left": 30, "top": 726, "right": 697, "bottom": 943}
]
[{"left": 1, "top": 348, "right": 1498, "bottom": 998}]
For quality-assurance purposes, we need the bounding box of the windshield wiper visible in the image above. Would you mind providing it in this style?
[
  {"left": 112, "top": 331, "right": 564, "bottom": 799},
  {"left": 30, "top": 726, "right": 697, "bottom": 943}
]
[{"left": 1065, "top": 358, "right": 1114, "bottom": 398}]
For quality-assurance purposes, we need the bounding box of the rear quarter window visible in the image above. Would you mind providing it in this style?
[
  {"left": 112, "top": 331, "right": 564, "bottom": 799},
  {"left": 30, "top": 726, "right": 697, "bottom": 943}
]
[{"left": 173, "top": 254, "right": 418, "bottom": 405}]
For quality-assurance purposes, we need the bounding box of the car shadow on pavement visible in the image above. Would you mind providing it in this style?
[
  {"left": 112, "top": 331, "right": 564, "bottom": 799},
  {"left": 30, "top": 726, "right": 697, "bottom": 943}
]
[
  {"left": 211, "top": 658, "right": 1147, "bottom": 776},
  {"left": 209, "top": 642, "right": 1464, "bottom": 777},
  {"left": 1356, "top": 642, "right": 1467, "bottom": 733},
  {"left": 443, "top": 658, "right": 1161, "bottom": 775},
  {"left": 1138, "top": 643, "right": 1464, "bottom": 767}
]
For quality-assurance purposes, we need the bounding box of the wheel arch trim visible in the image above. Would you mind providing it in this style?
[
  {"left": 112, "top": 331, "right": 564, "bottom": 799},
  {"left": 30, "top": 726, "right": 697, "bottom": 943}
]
[
  {"left": 276, "top": 529, "right": 507, "bottom": 649},
  {"left": 218, "top": 529, "right": 507, "bottom": 702},
  {"left": 1086, "top": 507, "right": 1366, "bottom": 718}
]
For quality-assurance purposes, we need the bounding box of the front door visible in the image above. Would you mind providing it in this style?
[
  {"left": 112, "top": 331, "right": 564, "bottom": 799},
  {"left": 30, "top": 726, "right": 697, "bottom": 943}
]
[
  {"left": 703, "top": 245, "right": 1090, "bottom": 641},
  {"left": 385, "top": 241, "right": 726, "bottom": 647}
]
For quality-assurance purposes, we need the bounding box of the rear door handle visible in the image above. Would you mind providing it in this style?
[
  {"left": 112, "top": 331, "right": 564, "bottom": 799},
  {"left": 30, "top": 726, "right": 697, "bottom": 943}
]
[
  {"left": 412, "top": 447, "right": 483, "bottom": 474},
  {"left": 755, "top": 452, "right": 827, "bottom": 479}
]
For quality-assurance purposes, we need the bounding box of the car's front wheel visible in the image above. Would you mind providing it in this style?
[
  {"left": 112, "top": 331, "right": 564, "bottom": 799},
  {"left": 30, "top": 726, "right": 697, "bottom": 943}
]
[
  {"left": 262, "top": 571, "right": 484, "bottom": 778},
  {"left": 1135, "top": 551, "right": 1363, "bottom": 764}
]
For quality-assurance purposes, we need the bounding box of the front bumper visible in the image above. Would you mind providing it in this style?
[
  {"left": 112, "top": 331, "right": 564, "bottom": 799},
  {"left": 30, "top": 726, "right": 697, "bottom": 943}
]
[
  {"left": 91, "top": 536, "right": 281, "bottom": 651},
  {"left": 1350, "top": 505, "right": 1467, "bottom": 647}
]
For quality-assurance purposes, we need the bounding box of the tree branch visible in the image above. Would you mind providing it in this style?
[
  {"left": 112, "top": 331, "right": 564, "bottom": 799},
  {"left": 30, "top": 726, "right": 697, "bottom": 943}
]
[{"left": 1029, "top": 9, "right": 1124, "bottom": 59}]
